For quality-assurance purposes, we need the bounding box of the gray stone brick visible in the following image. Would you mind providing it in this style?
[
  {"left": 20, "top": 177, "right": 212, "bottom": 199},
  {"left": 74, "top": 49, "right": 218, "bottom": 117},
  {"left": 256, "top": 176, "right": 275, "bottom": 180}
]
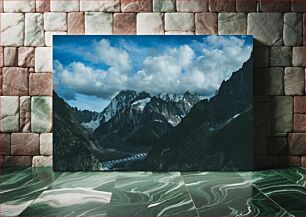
[
  {"left": 284, "top": 67, "right": 305, "bottom": 95},
  {"left": 195, "top": 12, "right": 217, "bottom": 34},
  {"left": 165, "top": 13, "right": 195, "bottom": 31},
  {"left": 264, "top": 67, "right": 284, "bottom": 95},
  {"left": 177, "top": 0, "right": 208, "bottom": 12},
  {"left": 292, "top": 46, "right": 305, "bottom": 67},
  {"left": 284, "top": 13, "right": 303, "bottom": 46},
  {"left": 236, "top": 0, "right": 256, "bottom": 12},
  {"left": 218, "top": 13, "right": 247, "bottom": 34},
  {"left": 247, "top": 13, "right": 283, "bottom": 46},
  {"left": 270, "top": 46, "right": 292, "bottom": 67},
  {"left": 32, "top": 156, "right": 52, "bottom": 167},
  {"left": 272, "top": 96, "right": 293, "bottom": 133},
  {"left": 4, "top": 156, "right": 32, "bottom": 167},
  {"left": 31, "top": 96, "right": 52, "bottom": 133},
  {"left": 260, "top": 0, "right": 290, "bottom": 12},
  {"left": 288, "top": 133, "right": 305, "bottom": 155},
  {"left": 208, "top": 0, "right": 235, "bottom": 12},
  {"left": 153, "top": 0, "right": 175, "bottom": 12},
  {"left": 291, "top": 0, "right": 305, "bottom": 12},
  {"left": 11, "top": 133, "right": 39, "bottom": 155}
]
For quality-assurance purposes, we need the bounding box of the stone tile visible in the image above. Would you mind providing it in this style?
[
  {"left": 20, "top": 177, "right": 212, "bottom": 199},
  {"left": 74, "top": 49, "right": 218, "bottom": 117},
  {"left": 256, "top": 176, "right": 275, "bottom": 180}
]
[
  {"left": 121, "top": 0, "right": 152, "bottom": 12},
  {"left": 36, "top": 0, "right": 50, "bottom": 12},
  {"left": 44, "top": 12, "right": 67, "bottom": 31},
  {"left": 3, "top": 0, "right": 35, "bottom": 12},
  {"left": 50, "top": 0, "right": 79, "bottom": 11},
  {"left": 20, "top": 96, "right": 31, "bottom": 132},
  {"left": 291, "top": 0, "right": 305, "bottom": 12},
  {"left": 176, "top": 0, "right": 208, "bottom": 12},
  {"left": 0, "top": 133, "right": 11, "bottom": 155},
  {"left": 29, "top": 73, "right": 53, "bottom": 96},
  {"left": 247, "top": 13, "right": 283, "bottom": 46},
  {"left": 294, "top": 114, "right": 306, "bottom": 132},
  {"left": 284, "top": 13, "right": 303, "bottom": 46},
  {"left": 288, "top": 133, "right": 305, "bottom": 155},
  {"left": 0, "top": 47, "right": 3, "bottom": 67},
  {"left": 302, "top": 156, "right": 306, "bottom": 167},
  {"left": 264, "top": 67, "right": 284, "bottom": 95},
  {"left": 80, "top": 0, "right": 120, "bottom": 12},
  {"left": 268, "top": 136, "right": 288, "bottom": 155},
  {"left": 236, "top": 0, "right": 256, "bottom": 12},
  {"left": 304, "top": 13, "right": 306, "bottom": 46},
  {"left": 68, "top": 12, "right": 85, "bottom": 35},
  {"left": 195, "top": 13, "right": 217, "bottom": 34},
  {"left": 113, "top": 13, "right": 136, "bottom": 34},
  {"left": 260, "top": 0, "right": 290, "bottom": 12},
  {"left": 254, "top": 47, "right": 269, "bottom": 67},
  {"left": 4, "top": 47, "right": 18, "bottom": 66},
  {"left": 292, "top": 47, "right": 305, "bottom": 67},
  {"left": 153, "top": 0, "right": 175, "bottom": 12},
  {"left": 165, "top": 13, "right": 195, "bottom": 31},
  {"left": 165, "top": 31, "right": 195, "bottom": 35},
  {"left": 254, "top": 102, "right": 271, "bottom": 137},
  {"left": 40, "top": 133, "right": 52, "bottom": 155},
  {"left": 208, "top": 0, "right": 235, "bottom": 12},
  {"left": 31, "top": 96, "right": 52, "bottom": 133},
  {"left": 18, "top": 47, "right": 35, "bottom": 67},
  {"left": 137, "top": 13, "right": 164, "bottom": 34},
  {"left": 270, "top": 46, "right": 292, "bottom": 67},
  {"left": 218, "top": 13, "right": 247, "bottom": 35},
  {"left": 2, "top": 67, "right": 29, "bottom": 96},
  {"left": 0, "top": 69, "right": 2, "bottom": 95},
  {"left": 0, "top": 13, "right": 24, "bottom": 46},
  {"left": 272, "top": 96, "right": 293, "bottom": 133},
  {"left": 25, "top": 13, "right": 44, "bottom": 46},
  {"left": 85, "top": 12, "right": 113, "bottom": 34},
  {"left": 32, "top": 156, "right": 53, "bottom": 167},
  {"left": 0, "top": 96, "right": 19, "bottom": 132},
  {"left": 294, "top": 96, "right": 305, "bottom": 113},
  {"left": 4, "top": 156, "right": 32, "bottom": 167},
  {"left": 11, "top": 133, "right": 39, "bottom": 155},
  {"left": 284, "top": 67, "right": 305, "bottom": 95},
  {"left": 45, "top": 32, "right": 67, "bottom": 47},
  {"left": 35, "top": 47, "right": 52, "bottom": 72},
  {"left": 279, "top": 156, "right": 301, "bottom": 167}
]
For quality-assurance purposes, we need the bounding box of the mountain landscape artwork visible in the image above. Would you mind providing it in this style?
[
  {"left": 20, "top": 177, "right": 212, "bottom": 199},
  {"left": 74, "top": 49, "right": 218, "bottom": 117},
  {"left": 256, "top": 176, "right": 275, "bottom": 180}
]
[{"left": 53, "top": 35, "right": 253, "bottom": 171}]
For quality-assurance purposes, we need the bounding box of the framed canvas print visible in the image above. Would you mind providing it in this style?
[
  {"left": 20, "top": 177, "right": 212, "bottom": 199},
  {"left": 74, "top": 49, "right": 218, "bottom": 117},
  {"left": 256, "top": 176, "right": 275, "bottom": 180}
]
[{"left": 53, "top": 35, "right": 253, "bottom": 171}]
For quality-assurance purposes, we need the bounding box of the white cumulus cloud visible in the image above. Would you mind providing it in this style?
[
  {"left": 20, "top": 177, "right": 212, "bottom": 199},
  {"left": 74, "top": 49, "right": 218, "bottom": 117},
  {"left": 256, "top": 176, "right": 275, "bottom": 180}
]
[{"left": 54, "top": 36, "right": 252, "bottom": 101}]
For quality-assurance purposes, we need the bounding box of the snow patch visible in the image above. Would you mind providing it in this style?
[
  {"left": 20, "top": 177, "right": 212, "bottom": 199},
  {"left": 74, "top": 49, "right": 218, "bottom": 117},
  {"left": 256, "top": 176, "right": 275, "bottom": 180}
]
[{"left": 131, "top": 98, "right": 151, "bottom": 111}]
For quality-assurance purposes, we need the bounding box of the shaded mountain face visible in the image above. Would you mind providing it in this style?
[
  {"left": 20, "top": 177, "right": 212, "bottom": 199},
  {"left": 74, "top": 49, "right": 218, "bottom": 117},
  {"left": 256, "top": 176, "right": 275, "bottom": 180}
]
[
  {"left": 53, "top": 91, "right": 102, "bottom": 171},
  {"left": 93, "top": 91, "right": 203, "bottom": 154},
  {"left": 145, "top": 55, "right": 253, "bottom": 171}
]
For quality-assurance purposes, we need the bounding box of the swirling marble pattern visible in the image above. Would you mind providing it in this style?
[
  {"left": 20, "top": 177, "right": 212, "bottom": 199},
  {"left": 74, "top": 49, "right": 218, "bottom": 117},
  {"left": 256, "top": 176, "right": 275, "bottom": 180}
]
[
  {"left": 240, "top": 170, "right": 305, "bottom": 216},
  {"left": 0, "top": 167, "right": 305, "bottom": 216},
  {"left": 19, "top": 172, "right": 116, "bottom": 216},
  {"left": 275, "top": 167, "right": 305, "bottom": 187},
  {"left": 182, "top": 172, "right": 290, "bottom": 217},
  {"left": 0, "top": 167, "right": 59, "bottom": 216}
]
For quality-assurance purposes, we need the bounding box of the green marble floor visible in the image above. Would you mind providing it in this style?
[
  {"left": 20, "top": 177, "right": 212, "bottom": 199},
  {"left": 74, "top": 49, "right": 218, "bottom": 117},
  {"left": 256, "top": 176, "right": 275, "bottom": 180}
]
[{"left": 0, "top": 167, "right": 305, "bottom": 216}]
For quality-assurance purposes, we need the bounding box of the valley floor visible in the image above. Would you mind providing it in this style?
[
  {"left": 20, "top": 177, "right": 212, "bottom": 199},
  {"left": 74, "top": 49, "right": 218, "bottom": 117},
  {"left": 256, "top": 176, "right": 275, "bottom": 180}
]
[{"left": 0, "top": 167, "right": 305, "bottom": 217}]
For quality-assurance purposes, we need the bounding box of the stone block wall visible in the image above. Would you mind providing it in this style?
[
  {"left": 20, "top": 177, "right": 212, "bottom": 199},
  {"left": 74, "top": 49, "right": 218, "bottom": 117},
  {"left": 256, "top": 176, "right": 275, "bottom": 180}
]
[{"left": 0, "top": 0, "right": 305, "bottom": 169}]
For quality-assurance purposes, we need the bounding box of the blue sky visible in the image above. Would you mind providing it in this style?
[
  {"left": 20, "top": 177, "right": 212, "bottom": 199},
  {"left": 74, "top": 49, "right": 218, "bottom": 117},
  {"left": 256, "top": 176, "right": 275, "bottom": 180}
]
[{"left": 53, "top": 35, "right": 253, "bottom": 112}]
